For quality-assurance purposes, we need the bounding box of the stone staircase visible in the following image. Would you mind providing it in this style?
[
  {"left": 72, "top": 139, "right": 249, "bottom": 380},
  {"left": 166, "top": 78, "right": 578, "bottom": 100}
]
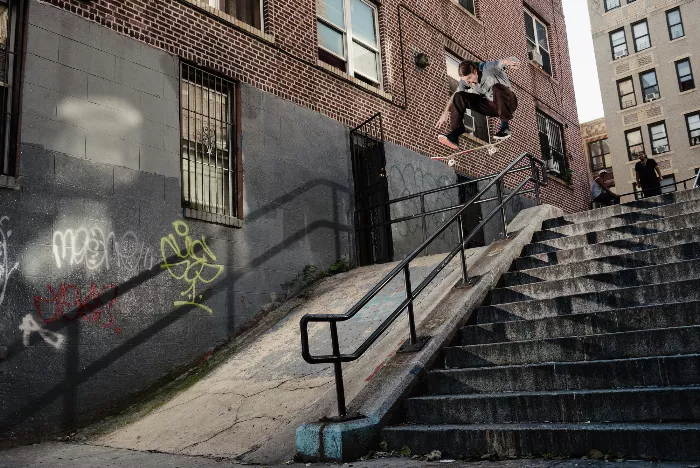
[{"left": 382, "top": 188, "right": 700, "bottom": 460}]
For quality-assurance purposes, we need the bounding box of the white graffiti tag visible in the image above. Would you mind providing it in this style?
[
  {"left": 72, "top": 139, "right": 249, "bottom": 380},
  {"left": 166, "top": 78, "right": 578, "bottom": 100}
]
[
  {"left": 0, "top": 216, "right": 19, "bottom": 307},
  {"left": 52, "top": 228, "right": 155, "bottom": 273},
  {"left": 19, "top": 314, "right": 65, "bottom": 350}
]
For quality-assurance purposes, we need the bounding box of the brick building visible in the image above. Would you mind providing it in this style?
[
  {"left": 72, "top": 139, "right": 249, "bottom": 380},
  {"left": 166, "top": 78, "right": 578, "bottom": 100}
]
[
  {"left": 0, "top": 0, "right": 585, "bottom": 442},
  {"left": 588, "top": 0, "right": 700, "bottom": 196}
]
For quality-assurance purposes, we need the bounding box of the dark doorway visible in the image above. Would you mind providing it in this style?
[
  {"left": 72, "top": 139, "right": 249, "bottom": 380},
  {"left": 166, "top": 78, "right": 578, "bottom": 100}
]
[
  {"left": 457, "top": 173, "right": 485, "bottom": 249},
  {"left": 351, "top": 113, "right": 393, "bottom": 266}
]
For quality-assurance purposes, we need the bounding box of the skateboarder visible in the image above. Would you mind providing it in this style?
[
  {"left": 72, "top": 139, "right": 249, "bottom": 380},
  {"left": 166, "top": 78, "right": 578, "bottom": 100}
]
[
  {"left": 436, "top": 57, "right": 521, "bottom": 149},
  {"left": 591, "top": 169, "right": 620, "bottom": 207},
  {"left": 635, "top": 152, "right": 663, "bottom": 198}
]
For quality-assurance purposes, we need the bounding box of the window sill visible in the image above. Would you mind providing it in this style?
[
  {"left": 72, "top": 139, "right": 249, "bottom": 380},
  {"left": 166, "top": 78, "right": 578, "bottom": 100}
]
[
  {"left": 184, "top": 208, "right": 244, "bottom": 228},
  {"left": 178, "top": 0, "right": 275, "bottom": 45},
  {"left": 447, "top": 0, "right": 483, "bottom": 26},
  {"left": 691, "top": 145, "right": 700, "bottom": 151},
  {"left": 316, "top": 60, "right": 393, "bottom": 100},
  {"left": 670, "top": 36, "right": 687, "bottom": 44},
  {"left": 0, "top": 175, "right": 19, "bottom": 190},
  {"left": 546, "top": 173, "right": 573, "bottom": 188},
  {"left": 617, "top": 96, "right": 666, "bottom": 114},
  {"left": 529, "top": 61, "right": 556, "bottom": 82},
  {"left": 680, "top": 88, "right": 697, "bottom": 96},
  {"left": 607, "top": 46, "right": 656, "bottom": 65}
]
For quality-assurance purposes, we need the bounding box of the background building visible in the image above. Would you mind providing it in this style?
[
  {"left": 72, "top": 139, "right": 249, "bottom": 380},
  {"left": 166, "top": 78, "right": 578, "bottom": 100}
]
[
  {"left": 581, "top": 117, "right": 614, "bottom": 198},
  {"left": 588, "top": 0, "right": 700, "bottom": 197},
  {"left": 0, "top": 0, "right": 585, "bottom": 443}
]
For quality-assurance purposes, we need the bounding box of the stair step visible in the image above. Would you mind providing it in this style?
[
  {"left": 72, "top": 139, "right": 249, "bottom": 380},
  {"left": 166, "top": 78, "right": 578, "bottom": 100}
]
[
  {"left": 462, "top": 301, "right": 700, "bottom": 345},
  {"left": 382, "top": 422, "right": 700, "bottom": 460},
  {"left": 427, "top": 354, "right": 700, "bottom": 395},
  {"left": 541, "top": 188, "right": 700, "bottom": 229},
  {"left": 515, "top": 226, "right": 700, "bottom": 271},
  {"left": 536, "top": 199, "right": 700, "bottom": 240},
  {"left": 522, "top": 211, "right": 700, "bottom": 257},
  {"left": 405, "top": 387, "right": 700, "bottom": 425},
  {"left": 505, "top": 242, "right": 700, "bottom": 286},
  {"left": 491, "top": 258, "right": 700, "bottom": 305},
  {"left": 444, "top": 325, "right": 700, "bottom": 369},
  {"left": 476, "top": 279, "right": 700, "bottom": 323}
]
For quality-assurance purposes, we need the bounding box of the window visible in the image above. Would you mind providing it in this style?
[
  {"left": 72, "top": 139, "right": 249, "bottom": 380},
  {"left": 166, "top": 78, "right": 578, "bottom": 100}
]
[
  {"left": 639, "top": 69, "right": 659, "bottom": 102},
  {"left": 686, "top": 112, "right": 700, "bottom": 147},
  {"left": 457, "top": 0, "right": 475, "bottom": 15},
  {"left": 0, "top": 0, "right": 26, "bottom": 180},
  {"left": 208, "top": 0, "right": 263, "bottom": 30},
  {"left": 589, "top": 139, "right": 611, "bottom": 172},
  {"left": 524, "top": 11, "right": 552, "bottom": 75},
  {"left": 676, "top": 58, "right": 695, "bottom": 92},
  {"left": 536, "top": 109, "right": 567, "bottom": 173},
  {"left": 445, "top": 52, "right": 489, "bottom": 142},
  {"left": 617, "top": 77, "right": 636, "bottom": 109},
  {"left": 632, "top": 20, "right": 651, "bottom": 52},
  {"left": 625, "top": 128, "right": 644, "bottom": 160},
  {"left": 648, "top": 121, "right": 670, "bottom": 155},
  {"left": 609, "top": 29, "right": 628, "bottom": 60},
  {"left": 660, "top": 175, "right": 677, "bottom": 194},
  {"left": 666, "top": 8, "right": 684, "bottom": 40},
  {"left": 317, "top": 0, "right": 382, "bottom": 87},
  {"left": 180, "top": 63, "right": 240, "bottom": 222},
  {"left": 604, "top": 0, "right": 621, "bottom": 11}
]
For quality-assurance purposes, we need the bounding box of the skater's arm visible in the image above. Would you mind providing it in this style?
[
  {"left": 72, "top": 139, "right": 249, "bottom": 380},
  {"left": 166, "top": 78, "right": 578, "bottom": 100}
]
[
  {"left": 436, "top": 94, "right": 454, "bottom": 128},
  {"left": 654, "top": 165, "right": 663, "bottom": 182},
  {"left": 497, "top": 57, "right": 521, "bottom": 71}
]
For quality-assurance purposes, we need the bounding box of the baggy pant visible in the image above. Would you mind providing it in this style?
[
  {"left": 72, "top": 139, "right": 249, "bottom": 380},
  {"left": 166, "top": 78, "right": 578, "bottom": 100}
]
[{"left": 449, "top": 84, "right": 518, "bottom": 134}]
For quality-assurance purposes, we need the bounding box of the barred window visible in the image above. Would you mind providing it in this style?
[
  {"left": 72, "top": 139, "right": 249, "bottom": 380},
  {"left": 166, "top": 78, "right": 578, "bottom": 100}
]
[
  {"left": 180, "top": 63, "right": 240, "bottom": 224},
  {"left": 536, "top": 109, "right": 567, "bottom": 174}
]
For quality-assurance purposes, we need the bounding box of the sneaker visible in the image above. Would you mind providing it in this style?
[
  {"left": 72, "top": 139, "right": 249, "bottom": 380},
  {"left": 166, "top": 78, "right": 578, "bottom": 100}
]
[
  {"left": 494, "top": 121, "right": 511, "bottom": 140},
  {"left": 438, "top": 133, "right": 460, "bottom": 149}
]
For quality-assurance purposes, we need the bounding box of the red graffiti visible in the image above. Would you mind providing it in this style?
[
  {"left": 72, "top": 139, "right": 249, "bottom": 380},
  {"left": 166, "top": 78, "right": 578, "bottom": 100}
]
[{"left": 33, "top": 283, "right": 120, "bottom": 333}]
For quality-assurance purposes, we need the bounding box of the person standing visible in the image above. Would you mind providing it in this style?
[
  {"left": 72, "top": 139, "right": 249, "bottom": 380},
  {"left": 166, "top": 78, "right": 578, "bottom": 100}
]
[
  {"left": 591, "top": 169, "right": 620, "bottom": 207},
  {"left": 634, "top": 152, "right": 663, "bottom": 198}
]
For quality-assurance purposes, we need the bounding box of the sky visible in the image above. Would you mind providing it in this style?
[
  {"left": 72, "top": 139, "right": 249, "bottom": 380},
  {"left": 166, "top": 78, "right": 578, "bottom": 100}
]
[{"left": 561, "top": 0, "right": 605, "bottom": 123}]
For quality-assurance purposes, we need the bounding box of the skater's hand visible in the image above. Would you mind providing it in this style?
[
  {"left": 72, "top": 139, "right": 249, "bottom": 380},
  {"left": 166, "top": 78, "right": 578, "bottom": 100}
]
[
  {"left": 502, "top": 57, "right": 521, "bottom": 71},
  {"left": 436, "top": 112, "right": 449, "bottom": 129}
]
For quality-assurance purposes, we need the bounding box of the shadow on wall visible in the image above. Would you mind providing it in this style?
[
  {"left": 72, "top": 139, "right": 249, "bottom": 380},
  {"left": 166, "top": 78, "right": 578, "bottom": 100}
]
[{"left": 0, "top": 167, "right": 353, "bottom": 444}]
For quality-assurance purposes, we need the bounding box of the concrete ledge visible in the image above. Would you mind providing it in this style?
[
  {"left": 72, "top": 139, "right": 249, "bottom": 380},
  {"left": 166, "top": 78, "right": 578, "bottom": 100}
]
[{"left": 295, "top": 204, "right": 563, "bottom": 462}]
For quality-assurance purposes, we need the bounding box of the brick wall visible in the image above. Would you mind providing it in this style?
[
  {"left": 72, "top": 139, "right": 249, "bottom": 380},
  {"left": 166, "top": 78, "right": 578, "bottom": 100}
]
[{"left": 36, "top": 0, "right": 589, "bottom": 213}]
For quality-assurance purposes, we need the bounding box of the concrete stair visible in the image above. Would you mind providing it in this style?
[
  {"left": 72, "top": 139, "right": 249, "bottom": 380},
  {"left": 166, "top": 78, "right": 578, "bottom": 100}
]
[{"left": 382, "top": 188, "right": 700, "bottom": 460}]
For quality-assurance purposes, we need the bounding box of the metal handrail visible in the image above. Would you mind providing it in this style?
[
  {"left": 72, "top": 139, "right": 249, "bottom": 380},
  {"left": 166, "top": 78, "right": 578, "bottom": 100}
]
[
  {"left": 300, "top": 152, "right": 547, "bottom": 418},
  {"left": 614, "top": 176, "right": 699, "bottom": 202}
]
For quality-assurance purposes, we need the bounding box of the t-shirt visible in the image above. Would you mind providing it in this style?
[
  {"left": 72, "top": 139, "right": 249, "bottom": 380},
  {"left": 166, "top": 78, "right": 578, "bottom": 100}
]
[
  {"left": 457, "top": 61, "right": 512, "bottom": 101},
  {"left": 635, "top": 159, "right": 660, "bottom": 189},
  {"left": 591, "top": 179, "right": 605, "bottom": 199}
]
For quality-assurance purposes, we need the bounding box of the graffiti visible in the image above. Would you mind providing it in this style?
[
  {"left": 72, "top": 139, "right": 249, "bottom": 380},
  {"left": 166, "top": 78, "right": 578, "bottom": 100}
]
[
  {"left": 33, "top": 282, "right": 121, "bottom": 333},
  {"left": 53, "top": 228, "right": 155, "bottom": 273},
  {"left": 19, "top": 314, "right": 66, "bottom": 349},
  {"left": 161, "top": 221, "right": 223, "bottom": 314},
  {"left": 0, "top": 216, "right": 19, "bottom": 308}
]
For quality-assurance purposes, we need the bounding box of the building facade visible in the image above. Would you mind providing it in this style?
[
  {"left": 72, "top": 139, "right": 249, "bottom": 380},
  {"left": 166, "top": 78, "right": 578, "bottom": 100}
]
[
  {"left": 0, "top": 0, "right": 585, "bottom": 443},
  {"left": 588, "top": 0, "right": 700, "bottom": 196}
]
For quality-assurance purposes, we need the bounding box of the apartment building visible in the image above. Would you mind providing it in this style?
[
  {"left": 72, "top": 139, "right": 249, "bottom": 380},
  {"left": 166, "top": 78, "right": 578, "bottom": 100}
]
[
  {"left": 589, "top": 0, "right": 700, "bottom": 196},
  {"left": 0, "top": 0, "right": 585, "bottom": 442},
  {"left": 581, "top": 117, "right": 614, "bottom": 192}
]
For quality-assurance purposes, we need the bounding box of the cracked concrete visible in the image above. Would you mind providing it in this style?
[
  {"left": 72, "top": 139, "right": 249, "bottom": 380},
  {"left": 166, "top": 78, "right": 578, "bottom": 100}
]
[{"left": 88, "top": 247, "right": 488, "bottom": 465}]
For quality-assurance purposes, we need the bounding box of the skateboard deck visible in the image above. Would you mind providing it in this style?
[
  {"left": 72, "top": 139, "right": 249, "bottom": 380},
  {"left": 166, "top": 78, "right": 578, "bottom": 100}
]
[{"left": 433, "top": 139, "right": 504, "bottom": 167}]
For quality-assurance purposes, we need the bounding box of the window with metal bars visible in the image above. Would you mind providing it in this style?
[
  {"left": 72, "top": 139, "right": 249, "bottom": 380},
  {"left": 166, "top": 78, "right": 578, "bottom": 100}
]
[
  {"left": 0, "top": 0, "right": 27, "bottom": 181},
  {"left": 180, "top": 63, "right": 239, "bottom": 223},
  {"left": 536, "top": 109, "right": 567, "bottom": 174}
]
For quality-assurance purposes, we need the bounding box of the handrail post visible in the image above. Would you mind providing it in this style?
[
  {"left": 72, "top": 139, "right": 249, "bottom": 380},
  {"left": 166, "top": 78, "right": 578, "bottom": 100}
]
[
  {"left": 496, "top": 179, "right": 507, "bottom": 238},
  {"left": 403, "top": 265, "right": 417, "bottom": 345},
  {"left": 329, "top": 321, "right": 347, "bottom": 418},
  {"left": 457, "top": 215, "right": 468, "bottom": 284},
  {"left": 420, "top": 194, "right": 427, "bottom": 256},
  {"left": 531, "top": 157, "right": 541, "bottom": 205}
]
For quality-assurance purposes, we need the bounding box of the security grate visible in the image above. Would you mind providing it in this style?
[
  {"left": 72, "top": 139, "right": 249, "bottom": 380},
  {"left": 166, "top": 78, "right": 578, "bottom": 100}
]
[{"left": 180, "top": 63, "right": 237, "bottom": 220}]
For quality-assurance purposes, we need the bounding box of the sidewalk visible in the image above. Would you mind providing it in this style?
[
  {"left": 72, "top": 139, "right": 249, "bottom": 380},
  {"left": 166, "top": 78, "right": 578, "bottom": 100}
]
[{"left": 0, "top": 442, "right": 697, "bottom": 468}]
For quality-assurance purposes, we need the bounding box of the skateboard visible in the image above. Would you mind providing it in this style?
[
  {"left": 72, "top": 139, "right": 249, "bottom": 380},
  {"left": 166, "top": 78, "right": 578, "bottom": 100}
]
[{"left": 432, "top": 139, "right": 504, "bottom": 167}]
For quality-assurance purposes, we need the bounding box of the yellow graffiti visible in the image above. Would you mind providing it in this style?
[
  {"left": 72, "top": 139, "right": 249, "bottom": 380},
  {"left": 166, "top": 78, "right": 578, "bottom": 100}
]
[{"left": 160, "top": 221, "right": 224, "bottom": 314}]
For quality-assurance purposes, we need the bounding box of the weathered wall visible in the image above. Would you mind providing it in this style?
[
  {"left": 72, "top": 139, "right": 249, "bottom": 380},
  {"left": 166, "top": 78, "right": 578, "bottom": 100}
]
[{"left": 0, "top": 1, "right": 354, "bottom": 442}]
